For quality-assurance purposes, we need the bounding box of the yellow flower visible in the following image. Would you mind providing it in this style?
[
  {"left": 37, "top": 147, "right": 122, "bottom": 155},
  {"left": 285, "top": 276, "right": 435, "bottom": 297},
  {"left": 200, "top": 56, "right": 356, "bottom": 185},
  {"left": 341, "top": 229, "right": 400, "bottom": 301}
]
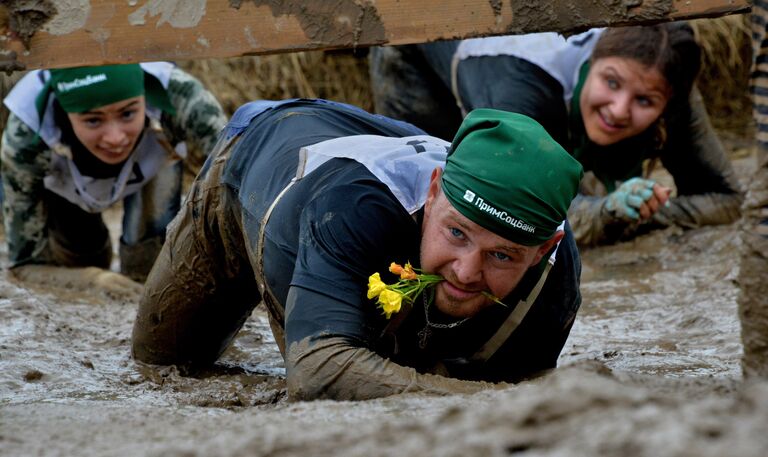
[
  {"left": 367, "top": 272, "right": 387, "bottom": 299},
  {"left": 377, "top": 289, "right": 403, "bottom": 319}
]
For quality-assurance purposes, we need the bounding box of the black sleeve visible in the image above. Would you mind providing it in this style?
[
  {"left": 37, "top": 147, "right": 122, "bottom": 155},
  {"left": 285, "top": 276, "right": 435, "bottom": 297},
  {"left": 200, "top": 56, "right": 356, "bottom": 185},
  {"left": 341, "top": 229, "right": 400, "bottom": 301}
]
[
  {"left": 285, "top": 181, "right": 420, "bottom": 347},
  {"left": 660, "top": 87, "right": 742, "bottom": 196},
  {"left": 368, "top": 44, "right": 463, "bottom": 140},
  {"left": 654, "top": 87, "right": 744, "bottom": 228},
  {"left": 454, "top": 55, "right": 570, "bottom": 147}
]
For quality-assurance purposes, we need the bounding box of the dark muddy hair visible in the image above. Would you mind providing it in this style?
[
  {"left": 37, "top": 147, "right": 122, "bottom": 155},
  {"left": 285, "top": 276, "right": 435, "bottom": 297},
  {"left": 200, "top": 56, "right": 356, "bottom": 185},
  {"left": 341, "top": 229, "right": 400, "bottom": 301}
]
[{"left": 591, "top": 22, "right": 701, "bottom": 102}]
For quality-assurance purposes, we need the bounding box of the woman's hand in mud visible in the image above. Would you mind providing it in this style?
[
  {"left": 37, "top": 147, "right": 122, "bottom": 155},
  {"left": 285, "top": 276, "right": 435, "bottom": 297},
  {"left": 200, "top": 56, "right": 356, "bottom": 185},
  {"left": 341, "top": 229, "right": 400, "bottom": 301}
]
[
  {"left": 10, "top": 265, "right": 144, "bottom": 302},
  {"left": 603, "top": 178, "right": 672, "bottom": 222},
  {"left": 83, "top": 267, "right": 144, "bottom": 300}
]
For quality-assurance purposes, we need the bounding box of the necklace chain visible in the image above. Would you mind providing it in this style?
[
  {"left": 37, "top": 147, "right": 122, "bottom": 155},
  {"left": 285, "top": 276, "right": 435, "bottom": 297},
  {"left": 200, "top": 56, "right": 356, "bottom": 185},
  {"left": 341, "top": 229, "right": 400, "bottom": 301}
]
[
  {"left": 418, "top": 291, "right": 469, "bottom": 350},
  {"left": 422, "top": 292, "right": 469, "bottom": 329}
]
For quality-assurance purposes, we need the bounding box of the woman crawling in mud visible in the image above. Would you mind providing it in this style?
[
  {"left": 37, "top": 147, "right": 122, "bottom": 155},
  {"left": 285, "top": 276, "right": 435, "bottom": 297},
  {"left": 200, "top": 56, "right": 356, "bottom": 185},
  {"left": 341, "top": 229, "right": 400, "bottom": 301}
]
[
  {"left": 369, "top": 22, "right": 744, "bottom": 246},
  {"left": 1, "top": 63, "right": 226, "bottom": 289}
]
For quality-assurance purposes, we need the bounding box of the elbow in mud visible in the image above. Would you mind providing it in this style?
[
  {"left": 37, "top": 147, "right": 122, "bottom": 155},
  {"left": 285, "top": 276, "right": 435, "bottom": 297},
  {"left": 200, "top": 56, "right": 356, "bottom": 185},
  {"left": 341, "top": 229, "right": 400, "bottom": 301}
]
[
  {"left": 284, "top": 335, "right": 360, "bottom": 401},
  {"left": 285, "top": 335, "right": 405, "bottom": 402}
]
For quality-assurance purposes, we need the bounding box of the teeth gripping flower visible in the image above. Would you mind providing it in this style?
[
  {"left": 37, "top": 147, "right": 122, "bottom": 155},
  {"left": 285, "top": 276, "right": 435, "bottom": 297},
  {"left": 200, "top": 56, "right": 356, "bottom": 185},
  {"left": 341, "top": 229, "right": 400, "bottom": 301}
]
[
  {"left": 366, "top": 262, "right": 507, "bottom": 319},
  {"left": 366, "top": 262, "right": 444, "bottom": 319}
]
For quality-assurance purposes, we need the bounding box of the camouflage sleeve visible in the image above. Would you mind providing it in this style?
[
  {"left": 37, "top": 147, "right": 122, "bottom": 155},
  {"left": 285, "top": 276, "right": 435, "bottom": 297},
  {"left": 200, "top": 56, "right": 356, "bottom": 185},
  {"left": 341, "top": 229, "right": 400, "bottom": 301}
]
[
  {"left": 161, "top": 67, "right": 228, "bottom": 167},
  {"left": 1, "top": 113, "right": 52, "bottom": 267}
]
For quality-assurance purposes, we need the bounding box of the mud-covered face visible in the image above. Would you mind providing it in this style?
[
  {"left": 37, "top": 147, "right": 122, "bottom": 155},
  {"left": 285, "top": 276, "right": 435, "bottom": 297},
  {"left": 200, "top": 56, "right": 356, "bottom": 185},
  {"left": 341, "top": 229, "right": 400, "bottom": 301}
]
[
  {"left": 67, "top": 96, "right": 146, "bottom": 165},
  {"left": 579, "top": 57, "right": 670, "bottom": 146},
  {"left": 419, "top": 168, "right": 561, "bottom": 319}
]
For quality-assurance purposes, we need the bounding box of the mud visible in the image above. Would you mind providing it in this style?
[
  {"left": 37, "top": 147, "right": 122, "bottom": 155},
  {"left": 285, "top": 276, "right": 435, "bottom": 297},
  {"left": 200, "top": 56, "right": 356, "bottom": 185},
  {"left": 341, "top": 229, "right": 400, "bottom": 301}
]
[
  {"left": 127, "top": 0, "right": 207, "bottom": 28},
  {"left": 0, "top": 0, "right": 56, "bottom": 43},
  {"left": 508, "top": 0, "right": 676, "bottom": 35},
  {"left": 231, "top": 0, "right": 386, "bottom": 48},
  {"left": 738, "top": 150, "right": 768, "bottom": 377},
  {"left": 2, "top": 155, "right": 768, "bottom": 456},
  {"left": 40, "top": 0, "right": 88, "bottom": 36}
]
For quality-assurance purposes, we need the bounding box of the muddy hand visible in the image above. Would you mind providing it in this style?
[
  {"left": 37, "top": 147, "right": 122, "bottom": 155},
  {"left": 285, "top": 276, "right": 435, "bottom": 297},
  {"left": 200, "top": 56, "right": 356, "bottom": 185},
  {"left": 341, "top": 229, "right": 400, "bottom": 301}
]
[
  {"left": 604, "top": 177, "right": 668, "bottom": 221},
  {"left": 10, "top": 265, "right": 143, "bottom": 301},
  {"left": 639, "top": 183, "right": 672, "bottom": 219},
  {"left": 84, "top": 268, "right": 144, "bottom": 300}
]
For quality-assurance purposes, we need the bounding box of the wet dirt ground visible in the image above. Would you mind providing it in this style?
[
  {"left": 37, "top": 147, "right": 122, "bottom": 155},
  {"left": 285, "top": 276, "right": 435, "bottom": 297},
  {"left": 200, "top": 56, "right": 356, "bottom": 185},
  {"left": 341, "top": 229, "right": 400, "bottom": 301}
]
[{"left": 2, "top": 152, "right": 768, "bottom": 457}]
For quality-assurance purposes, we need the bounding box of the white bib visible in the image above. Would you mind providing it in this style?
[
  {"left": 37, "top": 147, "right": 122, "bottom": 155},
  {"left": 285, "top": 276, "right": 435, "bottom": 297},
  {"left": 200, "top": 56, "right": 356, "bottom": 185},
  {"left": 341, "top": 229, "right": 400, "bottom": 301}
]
[
  {"left": 454, "top": 29, "right": 602, "bottom": 103},
  {"left": 43, "top": 126, "right": 183, "bottom": 213},
  {"left": 298, "top": 135, "right": 450, "bottom": 214}
]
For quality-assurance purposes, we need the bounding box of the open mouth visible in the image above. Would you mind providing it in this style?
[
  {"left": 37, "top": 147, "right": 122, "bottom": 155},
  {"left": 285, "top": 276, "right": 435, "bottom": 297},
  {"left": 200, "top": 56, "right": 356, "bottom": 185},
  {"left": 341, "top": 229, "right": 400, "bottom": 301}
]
[{"left": 598, "top": 111, "right": 625, "bottom": 132}]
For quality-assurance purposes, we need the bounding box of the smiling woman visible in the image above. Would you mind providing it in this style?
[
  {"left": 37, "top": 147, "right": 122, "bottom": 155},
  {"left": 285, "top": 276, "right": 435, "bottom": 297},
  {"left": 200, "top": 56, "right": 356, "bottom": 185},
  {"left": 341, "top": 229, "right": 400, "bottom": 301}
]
[
  {"left": 369, "top": 22, "right": 744, "bottom": 246},
  {"left": 0, "top": 62, "right": 227, "bottom": 284},
  {"left": 578, "top": 57, "right": 670, "bottom": 146},
  {"left": 67, "top": 96, "right": 147, "bottom": 165}
]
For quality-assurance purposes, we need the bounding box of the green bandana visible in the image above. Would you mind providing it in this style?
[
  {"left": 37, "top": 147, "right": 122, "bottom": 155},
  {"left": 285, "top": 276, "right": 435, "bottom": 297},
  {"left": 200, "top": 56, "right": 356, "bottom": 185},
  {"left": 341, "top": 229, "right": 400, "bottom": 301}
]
[
  {"left": 441, "top": 109, "right": 583, "bottom": 246},
  {"left": 35, "top": 64, "right": 175, "bottom": 118}
]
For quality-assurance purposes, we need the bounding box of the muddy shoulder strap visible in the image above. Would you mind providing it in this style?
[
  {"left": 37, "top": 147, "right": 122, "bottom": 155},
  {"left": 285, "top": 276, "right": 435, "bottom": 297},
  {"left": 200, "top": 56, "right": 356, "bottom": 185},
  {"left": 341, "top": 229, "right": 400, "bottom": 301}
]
[
  {"left": 470, "top": 260, "right": 554, "bottom": 362},
  {"left": 254, "top": 176, "right": 297, "bottom": 327}
]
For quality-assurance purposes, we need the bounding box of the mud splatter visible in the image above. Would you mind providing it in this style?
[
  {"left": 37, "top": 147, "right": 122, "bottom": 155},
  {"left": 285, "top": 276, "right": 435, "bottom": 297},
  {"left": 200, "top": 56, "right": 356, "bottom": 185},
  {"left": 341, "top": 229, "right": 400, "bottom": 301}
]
[
  {"left": 127, "top": 0, "right": 206, "bottom": 28},
  {"left": 488, "top": 0, "right": 503, "bottom": 18},
  {"left": 230, "top": 0, "right": 386, "bottom": 48},
  {"left": 508, "top": 0, "right": 676, "bottom": 35},
  {"left": 0, "top": 0, "right": 57, "bottom": 43},
  {"left": 40, "top": 0, "right": 89, "bottom": 36}
]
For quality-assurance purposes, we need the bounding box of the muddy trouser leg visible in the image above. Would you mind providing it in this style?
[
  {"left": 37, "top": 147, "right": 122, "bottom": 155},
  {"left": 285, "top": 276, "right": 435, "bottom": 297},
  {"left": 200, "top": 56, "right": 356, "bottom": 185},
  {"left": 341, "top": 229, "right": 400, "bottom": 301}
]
[
  {"left": 368, "top": 45, "right": 463, "bottom": 141},
  {"left": 45, "top": 191, "right": 112, "bottom": 268},
  {"left": 740, "top": 0, "right": 768, "bottom": 378},
  {"left": 120, "top": 161, "right": 183, "bottom": 282},
  {"left": 131, "top": 154, "right": 261, "bottom": 370}
]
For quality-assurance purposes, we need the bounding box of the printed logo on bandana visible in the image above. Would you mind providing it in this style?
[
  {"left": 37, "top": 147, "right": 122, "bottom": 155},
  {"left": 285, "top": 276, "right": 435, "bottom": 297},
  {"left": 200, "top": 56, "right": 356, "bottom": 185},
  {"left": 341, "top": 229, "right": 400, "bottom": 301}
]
[
  {"left": 473, "top": 194, "right": 535, "bottom": 234},
  {"left": 463, "top": 189, "right": 476, "bottom": 203},
  {"left": 57, "top": 74, "right": 108, "bottom": 93}
]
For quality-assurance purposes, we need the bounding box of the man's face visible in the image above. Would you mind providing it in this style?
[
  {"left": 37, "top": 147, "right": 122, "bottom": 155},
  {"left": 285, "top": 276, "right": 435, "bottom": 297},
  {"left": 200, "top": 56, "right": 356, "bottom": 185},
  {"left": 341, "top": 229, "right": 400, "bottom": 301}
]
[
  {"left": 67, "top": 95, "right": 146, "bottom": 165},
  {"left": 419, "top": 168, "right": 561, "bottom": 319},
  {"left": 579, "top": 57, "right": 669, "bottom": 146}
]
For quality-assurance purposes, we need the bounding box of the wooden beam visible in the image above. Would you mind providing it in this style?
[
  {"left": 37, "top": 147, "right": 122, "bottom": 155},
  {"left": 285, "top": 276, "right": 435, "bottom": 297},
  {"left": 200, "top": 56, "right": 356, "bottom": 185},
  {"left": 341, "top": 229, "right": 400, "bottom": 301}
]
[{"left": 0, "top": 0, "right": 751, "bottom": 71}]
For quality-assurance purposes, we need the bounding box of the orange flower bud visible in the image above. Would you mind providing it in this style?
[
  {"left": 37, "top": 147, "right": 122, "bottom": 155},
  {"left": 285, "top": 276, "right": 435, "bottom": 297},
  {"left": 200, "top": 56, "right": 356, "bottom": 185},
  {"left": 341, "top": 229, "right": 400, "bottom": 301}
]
[{"left": 389, "top": 262, "right": 403, "bottom": 275}]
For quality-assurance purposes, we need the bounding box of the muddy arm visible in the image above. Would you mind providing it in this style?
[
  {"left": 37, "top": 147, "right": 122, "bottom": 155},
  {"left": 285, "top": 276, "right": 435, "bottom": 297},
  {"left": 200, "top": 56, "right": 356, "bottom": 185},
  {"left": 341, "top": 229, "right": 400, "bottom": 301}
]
[
  {"left": 653, "top": 193, "right": 743, "bottom": 228},
  {"left": 286, "top": 335, "right": 501, "bottom": 401},
  {"left": 567, "top": 194, "right": 636, "bottom": 246},
  {"left": 657, "top": 86, "right": 744, "bottom": 227}
]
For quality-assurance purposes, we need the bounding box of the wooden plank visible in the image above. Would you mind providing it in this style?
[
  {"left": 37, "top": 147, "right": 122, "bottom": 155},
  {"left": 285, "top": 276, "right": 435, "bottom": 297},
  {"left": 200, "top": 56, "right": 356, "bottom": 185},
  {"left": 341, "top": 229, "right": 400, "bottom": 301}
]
[{"left": 0, "top": 0, "right": 751, "bottom": 71}]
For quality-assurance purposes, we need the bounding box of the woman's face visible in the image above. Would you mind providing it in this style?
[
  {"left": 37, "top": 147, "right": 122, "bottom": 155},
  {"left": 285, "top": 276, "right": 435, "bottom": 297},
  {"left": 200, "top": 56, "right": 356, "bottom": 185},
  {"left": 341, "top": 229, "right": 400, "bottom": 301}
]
[
  {"left": 579, "top": 57, "right": 670, "bottom": 146},
  {"left": 67, "top": 96, "right": 146, "bottom": 165}
]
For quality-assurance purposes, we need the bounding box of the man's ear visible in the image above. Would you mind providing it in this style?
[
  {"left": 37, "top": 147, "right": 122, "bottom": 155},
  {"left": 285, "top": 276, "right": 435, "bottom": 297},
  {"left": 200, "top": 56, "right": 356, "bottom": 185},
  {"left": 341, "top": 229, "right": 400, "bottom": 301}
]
[
  {"left": 425, "top": 167, "right": 443, "bottom": 214},
  {"left": 530, "top": 230, "right": 565, "bottom": 266}
]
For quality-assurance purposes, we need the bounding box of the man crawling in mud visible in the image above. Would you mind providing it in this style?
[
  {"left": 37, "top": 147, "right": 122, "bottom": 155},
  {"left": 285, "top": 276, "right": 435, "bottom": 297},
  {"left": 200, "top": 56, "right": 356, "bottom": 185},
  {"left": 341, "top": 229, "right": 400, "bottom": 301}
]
[{"left": 132, "top": 98, "right": 586, "bottom": 400}]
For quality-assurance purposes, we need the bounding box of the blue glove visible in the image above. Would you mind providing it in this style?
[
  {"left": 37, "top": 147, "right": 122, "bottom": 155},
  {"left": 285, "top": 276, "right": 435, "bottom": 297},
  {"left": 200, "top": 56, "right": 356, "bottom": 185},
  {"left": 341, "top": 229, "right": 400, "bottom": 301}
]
[{"left": 604, "top": 177, "right": 656, "bottom": 221}]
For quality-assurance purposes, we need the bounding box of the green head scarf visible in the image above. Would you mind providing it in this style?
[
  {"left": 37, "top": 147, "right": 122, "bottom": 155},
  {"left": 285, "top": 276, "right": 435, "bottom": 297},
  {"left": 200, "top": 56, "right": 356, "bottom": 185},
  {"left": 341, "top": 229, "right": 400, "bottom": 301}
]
[
  {"left": 441, "top": 109, "right": 583, "bottom": 246},
  {"left": 35, "top": 64, "right": 175, "bottom": 118}
]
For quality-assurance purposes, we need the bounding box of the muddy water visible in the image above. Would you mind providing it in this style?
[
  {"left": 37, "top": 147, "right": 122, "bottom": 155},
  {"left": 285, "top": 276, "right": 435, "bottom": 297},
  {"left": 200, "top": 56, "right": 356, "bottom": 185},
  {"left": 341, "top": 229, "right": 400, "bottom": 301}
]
[{"left": 2, "top": 158, "right": 768, "bottom": 456}]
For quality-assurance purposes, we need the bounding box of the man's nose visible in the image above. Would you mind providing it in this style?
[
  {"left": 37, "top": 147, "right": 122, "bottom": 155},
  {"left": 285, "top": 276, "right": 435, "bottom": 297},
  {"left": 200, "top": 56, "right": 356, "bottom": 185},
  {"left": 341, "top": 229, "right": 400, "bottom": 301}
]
[{"left": 453, "top": 250, "right": 483, "bottom": 284}]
